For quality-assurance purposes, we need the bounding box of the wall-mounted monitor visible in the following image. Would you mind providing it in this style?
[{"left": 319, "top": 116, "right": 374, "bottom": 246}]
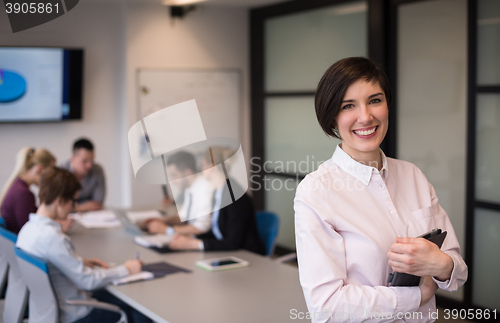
[{"left": 0, "top": 47, "right": 83, "bottom": 122}]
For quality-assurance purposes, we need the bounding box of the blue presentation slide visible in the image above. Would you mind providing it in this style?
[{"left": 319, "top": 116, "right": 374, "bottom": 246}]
[{"left": 0, "top": 48, "right": 64, "bottom": 121}]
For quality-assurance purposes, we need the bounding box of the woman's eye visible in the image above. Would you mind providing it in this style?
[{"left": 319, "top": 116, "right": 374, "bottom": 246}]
[
  {"left": 342, "top": 104, "right": 354, "bottom": 109},
  {"left": 370, "top": 98, "right": 382, "bottom": 104}
]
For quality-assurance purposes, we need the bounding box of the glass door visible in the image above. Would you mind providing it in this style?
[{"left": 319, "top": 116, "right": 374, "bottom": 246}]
[
  {"left": 469, "top": 0, "right": 500, "bottom": 311},
  {"left": 252, "top": 0, "right": 369, "bottom": 250},
  {"left": 395, "top": 0, "right": 468, "bottom": 302}
]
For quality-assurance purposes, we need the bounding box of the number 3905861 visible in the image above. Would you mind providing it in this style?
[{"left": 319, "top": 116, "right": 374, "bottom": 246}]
[{"left": 5, "top": 2, "right": 59, "bottom": 14}]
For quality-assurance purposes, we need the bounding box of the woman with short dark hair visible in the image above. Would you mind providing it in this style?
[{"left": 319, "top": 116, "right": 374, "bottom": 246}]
[{"left": 294, "top": 57, "right": 467, "bottom": 322}]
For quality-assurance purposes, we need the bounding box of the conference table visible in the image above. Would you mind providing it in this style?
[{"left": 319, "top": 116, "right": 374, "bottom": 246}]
[{"left": 70, "top": 209, "right": 308, "bottom": 323}]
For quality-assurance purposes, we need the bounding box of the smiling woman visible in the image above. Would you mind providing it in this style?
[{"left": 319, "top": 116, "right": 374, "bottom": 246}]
[{"left": 294, "top": 57, "right": 468, "bottom": 323}]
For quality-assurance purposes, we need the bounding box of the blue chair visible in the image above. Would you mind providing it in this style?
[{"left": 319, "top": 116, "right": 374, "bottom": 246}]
[
  {"left": 15, "top": 247, "right": 128, "bottom": 323},
  {"left": 255, "top": 211, "right": 280, "bottom": 257},
  {"left": 0, "top": 226, "right": 28, "bottom": 323}
]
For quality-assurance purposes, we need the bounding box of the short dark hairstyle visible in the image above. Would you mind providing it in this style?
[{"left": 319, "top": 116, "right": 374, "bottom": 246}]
[
  {"left": 39, "top": 167, "right": 81, "bottom": 205},
  {"left": 315, "top": 57, "right": 392, "bottom": 139},
  {"left": 167, "top": 151, "right": 197, "bottom": 173},
  {"left": 73, "top": 138, "right": 94, "bottom": 153}
]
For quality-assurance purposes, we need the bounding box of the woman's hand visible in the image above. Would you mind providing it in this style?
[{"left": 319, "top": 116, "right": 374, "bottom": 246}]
[
  {"left": 146, "top": 220, "right": 168, "bottom": 234},
  {"left": 140, "top": 217, "right": 167, "bottom": 229},
  {"left": 387, "top": 237, "right": 454, "bottom": 281},
  {"left": 83, "top": 258, "right": 109, "bottom": 268},
  {"left": 58, "top": 217, "right": 74, "bottom": 232},
  {"left": 169, "top": 235, "right": 201, "bottom": 250},
  {"left": 124, "top": 259, "right": 142, "bottom": 275},
  {"left": 419, "top": 276, "right": 438, "bottom": 306}
]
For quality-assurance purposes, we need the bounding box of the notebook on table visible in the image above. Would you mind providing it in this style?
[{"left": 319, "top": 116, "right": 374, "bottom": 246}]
[{"left": 112, "top": 261, "right": 191, "bottom": 285}]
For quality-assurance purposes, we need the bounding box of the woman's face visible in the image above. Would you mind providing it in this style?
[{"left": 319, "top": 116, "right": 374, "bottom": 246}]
[
  {"left": 334, "top": 79, "right": 389, "bottom": 162},
  {"left": 33, "top": 161, "right": 56, "bottom": 186}
]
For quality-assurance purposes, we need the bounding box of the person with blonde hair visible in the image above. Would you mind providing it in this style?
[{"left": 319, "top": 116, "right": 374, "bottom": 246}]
[{"left": 0, "top": 147, "right": 55, "bottom": 233}]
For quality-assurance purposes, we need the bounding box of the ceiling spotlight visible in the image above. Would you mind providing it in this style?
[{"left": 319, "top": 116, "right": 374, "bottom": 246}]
[{"left": 162, "top": 0, "right": 208, "bottom": 5}]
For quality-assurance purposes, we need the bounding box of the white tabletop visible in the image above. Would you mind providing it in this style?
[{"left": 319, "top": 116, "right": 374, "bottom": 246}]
[{"left": 69, "top": 210, "right": 308, "bottom": 323}]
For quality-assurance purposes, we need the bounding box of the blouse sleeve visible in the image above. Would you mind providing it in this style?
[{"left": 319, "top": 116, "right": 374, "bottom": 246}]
[
  {"left": 427, "top": 183, "right": 468, "bottom": 291},
  {"left": 294, "top": 179, "right": 421, "bottom": 323}
]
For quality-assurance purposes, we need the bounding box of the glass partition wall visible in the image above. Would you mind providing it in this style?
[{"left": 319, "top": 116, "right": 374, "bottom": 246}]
[
  {"left": 252, "top": 0, "right": 368, "bottom": 249},
  {"left": 396, "top": 0, "right": 468, "bottom": 302},
  {"left": 252, "top": 0, "right": 500, "bottom": 313},
  {"left": 469, "top": 0, "right": 500, "bottom": 311}
]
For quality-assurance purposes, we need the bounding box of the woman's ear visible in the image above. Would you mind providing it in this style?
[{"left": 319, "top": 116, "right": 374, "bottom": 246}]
[
  {"left": 53, "top": 196, "right": 62, "bottom": 208},
  {"left": 35, "top": 164, "right": 44, "bottom": 174}
]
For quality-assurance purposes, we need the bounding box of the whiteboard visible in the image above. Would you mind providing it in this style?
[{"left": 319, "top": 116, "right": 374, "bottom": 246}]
[{"left": 137, "top": 69, "right": 241, "bottom": 141}]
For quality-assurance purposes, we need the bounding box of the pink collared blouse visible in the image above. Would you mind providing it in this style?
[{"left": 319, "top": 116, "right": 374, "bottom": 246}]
[{"left": 294, "top": 145, "right": 467, "bottom": 322}]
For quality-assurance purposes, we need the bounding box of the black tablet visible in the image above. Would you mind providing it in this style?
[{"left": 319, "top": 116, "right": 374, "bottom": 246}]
[{"left": 387, "top": 229, "right": 447, "bottom": 287}]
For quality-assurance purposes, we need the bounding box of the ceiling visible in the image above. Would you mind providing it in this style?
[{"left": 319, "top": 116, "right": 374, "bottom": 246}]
[{"left": 90, "top": 0, "right": 288, "bottom": 9}]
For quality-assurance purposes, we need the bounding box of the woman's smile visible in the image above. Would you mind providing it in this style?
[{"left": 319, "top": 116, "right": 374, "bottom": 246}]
[{"left": 352, "top": 125, "right": 378, "bottom": 137}]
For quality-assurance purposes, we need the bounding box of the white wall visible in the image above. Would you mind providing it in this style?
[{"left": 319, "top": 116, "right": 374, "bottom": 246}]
[
  {"left": 0, "top": 0, "right": 128, "bottom": 207},
  {"left": 0, "top": 1, "right": 250, "bottom": 208},
  {"left": 124, "top": 3, "right": 250, "bottom": 207}
]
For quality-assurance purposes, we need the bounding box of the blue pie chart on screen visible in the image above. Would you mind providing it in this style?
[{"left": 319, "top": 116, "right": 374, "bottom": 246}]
[{"left": 0, "top": 69, "right": 27, "bottom": 103}]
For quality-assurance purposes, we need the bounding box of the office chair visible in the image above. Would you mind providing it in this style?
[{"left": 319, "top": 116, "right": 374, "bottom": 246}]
[
  {"left": 0, "top": 226, "right": 28, "bottom": 323},
  {"left": 0, "top": 217, "right": 8, "bottom": 297},
  {"left": 254, "top": 211, "right": 297, "bottom": 263},
  {"left": 15, "top": 247, "right": 128, "bottom": 323},
  {"left": 255, "top": 211, "right": 280, "bottom": 257}
]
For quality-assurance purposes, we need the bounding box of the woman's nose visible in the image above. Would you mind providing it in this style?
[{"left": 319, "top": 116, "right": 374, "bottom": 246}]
[{"left": 357, "top": 105, "right": 373, "bottom": 124}]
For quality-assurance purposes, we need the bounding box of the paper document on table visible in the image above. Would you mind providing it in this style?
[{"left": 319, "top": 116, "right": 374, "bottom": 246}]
[
  {"left": 134, "top": 234, "right": 173, "bottom": 248},
  {"left": 77, "top": 210, "right": 121, "bottom": 229},
  {"left": 112, "top": 271, "right": 154, "bottom": 285},
  {"left": 126, "top": 210, "right": 162, "bottom": 223}
]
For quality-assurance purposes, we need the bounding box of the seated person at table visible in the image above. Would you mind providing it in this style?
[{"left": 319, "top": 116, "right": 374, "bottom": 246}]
[
  {"left": 169, "top": 147, "right": 266, "bottom": 255},
  {"left": 16, "top": 167, "right": 151, "bottom": 323},
  {"left": 142, "top": 151, "right": 213, "bottom": 236},
  {"left": 0, "top": 147, "right": 56, "bottom": 234},
  {"left": 61, "top": 138, "right": 106, "bottom": 212}
]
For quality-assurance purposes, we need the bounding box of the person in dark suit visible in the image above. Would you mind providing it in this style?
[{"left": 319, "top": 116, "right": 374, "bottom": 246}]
[{"left": 169, "top": 147, "right": 265, "bottom": 256}]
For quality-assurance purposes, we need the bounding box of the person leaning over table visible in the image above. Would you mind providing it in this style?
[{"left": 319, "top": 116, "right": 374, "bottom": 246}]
[
  {"left": 141, "top": 150, "right": 213, "bottom": 236},
  {"left": 169, "top": 147, "right": 266, "bottom": 255},
  {"left": 294, "top": 57, "right": 467, "bottom": 323},
  {"left": 61, "top": 138, "right": 106, "bottom": 212},
  {"left": 16, "top": 167, "right": 151, "bottom": 323},
  {"left": 0, "top": 147, "right": 59, "bottom": 233}
]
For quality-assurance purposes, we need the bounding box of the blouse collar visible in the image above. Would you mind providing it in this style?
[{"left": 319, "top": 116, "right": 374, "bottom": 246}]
[{"left": 331, "top": 144, "right": 388, "bottom": 186}]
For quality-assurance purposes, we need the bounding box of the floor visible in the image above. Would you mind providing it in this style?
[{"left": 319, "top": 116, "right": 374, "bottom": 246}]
[{"left": 0, "top": 298, "right": 476, "bottom": 323}]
